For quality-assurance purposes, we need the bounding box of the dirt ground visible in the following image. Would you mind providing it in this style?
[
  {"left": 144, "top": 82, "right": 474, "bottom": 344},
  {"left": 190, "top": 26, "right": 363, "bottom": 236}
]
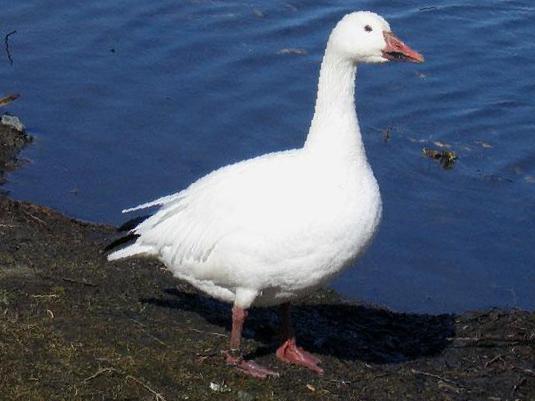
[{"left": 0, "top": 118, "right": 534, "bottom": 401}]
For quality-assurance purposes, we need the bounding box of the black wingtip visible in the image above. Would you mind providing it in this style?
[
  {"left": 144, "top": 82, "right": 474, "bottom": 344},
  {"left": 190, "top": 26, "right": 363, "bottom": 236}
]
[
  {"left": 118, "top": 214, "right": 151, "bottom": 232},
  {"left": 104, "top": 214, "right": 152, "bottom": 254},
  {"left": 103, "top": 232, "right": 140, "bottom": 252}
]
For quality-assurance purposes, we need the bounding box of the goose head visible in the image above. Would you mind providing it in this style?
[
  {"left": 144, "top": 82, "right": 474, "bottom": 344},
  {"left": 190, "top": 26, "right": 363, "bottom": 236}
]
[{"left": 328, "top": 11, "right": 424, "bottom": 64}]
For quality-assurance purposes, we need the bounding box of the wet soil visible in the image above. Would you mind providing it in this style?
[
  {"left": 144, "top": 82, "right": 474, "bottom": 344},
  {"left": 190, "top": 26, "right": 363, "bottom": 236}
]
[
  {"left": 0, "top": 115, "right": 31, "bottom": 186},
  {"left": 0, "top": 118, "right": 534, "bottom": 401}
]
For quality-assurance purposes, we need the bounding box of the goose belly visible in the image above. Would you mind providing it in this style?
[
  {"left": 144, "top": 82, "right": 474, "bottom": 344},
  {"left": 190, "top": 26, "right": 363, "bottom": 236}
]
[
  {"left": 254, "top": 192, "right": 382, "bottom": 306},
  {"left": 159, "top": 172, "right": 382, "bottom": 307}
]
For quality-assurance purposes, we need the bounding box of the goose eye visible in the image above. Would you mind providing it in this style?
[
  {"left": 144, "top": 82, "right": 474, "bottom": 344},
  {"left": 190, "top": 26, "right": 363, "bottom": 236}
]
[{"left": 364, "top": 25, "right": 373, "bottom": 32}]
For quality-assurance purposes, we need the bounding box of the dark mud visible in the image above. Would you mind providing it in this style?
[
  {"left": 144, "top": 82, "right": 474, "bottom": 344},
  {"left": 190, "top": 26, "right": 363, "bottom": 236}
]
[
  {"left": 0, "top": 114, "right": 31, "bottom": 185},
  {"left": 1, "top": 118, "right": 534, "bottom": 401}
]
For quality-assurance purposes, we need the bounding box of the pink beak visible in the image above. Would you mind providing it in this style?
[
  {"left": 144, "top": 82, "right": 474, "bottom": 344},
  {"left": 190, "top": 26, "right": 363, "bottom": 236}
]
[{"left": 382, "top": 31, "right": 424, "bottom": 63}]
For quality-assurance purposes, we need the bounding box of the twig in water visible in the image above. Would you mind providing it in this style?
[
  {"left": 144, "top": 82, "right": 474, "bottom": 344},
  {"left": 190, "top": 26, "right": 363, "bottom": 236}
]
[
  {"left": 0, "top": 93, "right": 19, "bottom": 106},
  {"left": 383, "top": 127, "right": 392, "bottom": 143},
  {"left": 4, "top": 30, "right": 16, "bottom": 65},
  {"left": 419, "top": 6, "right": 438, "bottom": 11}
]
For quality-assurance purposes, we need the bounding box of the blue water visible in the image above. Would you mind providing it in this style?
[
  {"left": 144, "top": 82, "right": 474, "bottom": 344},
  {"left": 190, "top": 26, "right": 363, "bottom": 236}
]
[{"left": 2, "top": 0, "right": 534, "bottom": 313}]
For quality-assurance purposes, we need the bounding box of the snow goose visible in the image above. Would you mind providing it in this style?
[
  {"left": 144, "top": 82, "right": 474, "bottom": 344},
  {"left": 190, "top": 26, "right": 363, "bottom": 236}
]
[{"left": 108, "top": 11, "right": 423, "bottom": 378}]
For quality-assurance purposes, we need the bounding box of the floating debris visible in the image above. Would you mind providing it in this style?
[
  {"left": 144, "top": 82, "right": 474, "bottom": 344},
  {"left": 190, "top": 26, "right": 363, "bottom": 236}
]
[
  {"left": 285, "top": 3, "right": 298, "bottom": 12},
  {"left": 4, "top": 30, "right": 16, "bottom": 65},
  {"left": 432, "top": 140, "right": 451, "bottom": 148},
  {"left": 0, "top": 93, "right": 19, "bottom": 107},
  {"left": 475, "top": 140, "right": 493, "bottom": 149},
  {"left": 422, "top": 147, "right": 457, "bottom": 169},
  {"left": 408, "top": 136, "right": 428, "bottom": 144},
  {"left": 1, "top": 114, "right": 25, "bottom": 132},
  {"left": 252, "top": 8, "right": 264, "bottom": 18},
  {"left": 277, "top": 48, "right": 308, "bottom": 56},
  {"left": 383, "top": 127, "right": 392, "bottom": 143},
  {"left": 479, "top": 173, "right": 513, "bottom": 184}
]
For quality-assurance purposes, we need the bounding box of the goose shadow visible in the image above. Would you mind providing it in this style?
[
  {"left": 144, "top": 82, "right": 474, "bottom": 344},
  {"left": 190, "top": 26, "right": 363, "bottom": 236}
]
[{"left": 141, "top": 287, "right": 455, "bottom": 364}]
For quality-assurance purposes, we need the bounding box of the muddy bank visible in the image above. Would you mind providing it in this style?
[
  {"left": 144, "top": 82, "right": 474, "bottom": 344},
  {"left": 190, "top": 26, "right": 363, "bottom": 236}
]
[
  {"left": 0, "top": 118, "right": 534, "bottom": 400},
  {"left": 0, "top": 114, "right": 31, "bottom": 185}
]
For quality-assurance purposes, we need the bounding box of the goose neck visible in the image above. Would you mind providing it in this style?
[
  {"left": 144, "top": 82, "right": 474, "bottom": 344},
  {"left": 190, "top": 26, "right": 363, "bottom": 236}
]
[{"left": 304, "top": 46, "right": 365, "bottom": 163}]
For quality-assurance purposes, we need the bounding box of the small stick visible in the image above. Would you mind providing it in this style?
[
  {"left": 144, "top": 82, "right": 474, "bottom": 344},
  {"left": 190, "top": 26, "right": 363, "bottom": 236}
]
[
  {"left": 146, "top": 333, "right": 166, "bottom": 346},
  {"left": 448, "top": 336, "right": 534, "bottom": 346},
  {"left": 83, "top": 367, "right": 167, "bottom": 401},
  {"left": 4, "top": 30, "right": 16, "bottom": 65},
  {"left": 129, "top": 318, "right": 146, "bottom": 327},
  {"left": 189, "top": 327, "right": 226, "bottom": 337},
  {"left": 0, "top": 93, "right": 19, "bottom": 106},
  {"left": 62, "top": 277, "right": 97, "bottom": 287},
  {"left": 126, "top": 375, "right": 167, "bottom": 401},
  {"left": 24, "top": 212, "right": 47, "bottom": 226},
  {"left": 512, "top": 367, "right": 535, "bottom": 377},
  {"left": 419, "top": 6, "right": 438, "bottom": 11},
  {"left": 512, "top": 377, "right": 527, "bottom": 395},
  {"left": 128, "top": 318, "right": 166, "bottom": 345},
  {"left": 484, "top": 354, "right": 504, "bottom": 368},
  {"left": 449, "top": 336, "right": 527, "bottom": 342},
  {"left": 411, "top": 368, "right": 461, "bottom": 387},
  {"left": 83, "top": 367, "right": 118, "bottom": 383}
]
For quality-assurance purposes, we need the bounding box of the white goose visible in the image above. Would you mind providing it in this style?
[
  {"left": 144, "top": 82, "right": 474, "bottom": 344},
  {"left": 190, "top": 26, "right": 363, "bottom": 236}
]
[{"left": 108, "top": 11, "right": 423, "bottom": 378}]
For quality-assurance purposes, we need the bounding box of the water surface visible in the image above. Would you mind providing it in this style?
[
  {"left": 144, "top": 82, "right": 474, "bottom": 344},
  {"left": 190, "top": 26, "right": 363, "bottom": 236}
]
[{"left": 2, "top": 0, "right": 534, "bottom": 313}]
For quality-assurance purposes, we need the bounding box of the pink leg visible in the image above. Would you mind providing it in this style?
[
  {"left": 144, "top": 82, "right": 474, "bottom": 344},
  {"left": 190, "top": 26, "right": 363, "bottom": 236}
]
[
  {"left": 276, "top": 303, "right": 323, "bottom": 374},
  {"left": 225, "top": 306, "right": 279, "bottom": 379}
]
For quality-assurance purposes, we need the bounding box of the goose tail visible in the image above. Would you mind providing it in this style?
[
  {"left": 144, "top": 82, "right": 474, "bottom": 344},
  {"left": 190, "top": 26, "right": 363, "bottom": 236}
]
[{"left": 107, "top": 242, "right": 155, "bottom": 261}]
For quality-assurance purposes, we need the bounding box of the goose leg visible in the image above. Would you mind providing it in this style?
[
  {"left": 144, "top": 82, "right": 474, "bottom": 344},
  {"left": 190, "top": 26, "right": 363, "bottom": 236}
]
[
  {"left": 225, "top": 306, "right": 279, "bottom": 378},
  {"left": 276, "top": 303, "right": 323, "bottom": 374}
]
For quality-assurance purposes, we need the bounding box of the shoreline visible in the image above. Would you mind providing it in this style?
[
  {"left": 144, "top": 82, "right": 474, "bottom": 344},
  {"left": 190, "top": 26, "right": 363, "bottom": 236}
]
[{"left": 1, "top": 117, "right": 534, "bottom": 400}]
